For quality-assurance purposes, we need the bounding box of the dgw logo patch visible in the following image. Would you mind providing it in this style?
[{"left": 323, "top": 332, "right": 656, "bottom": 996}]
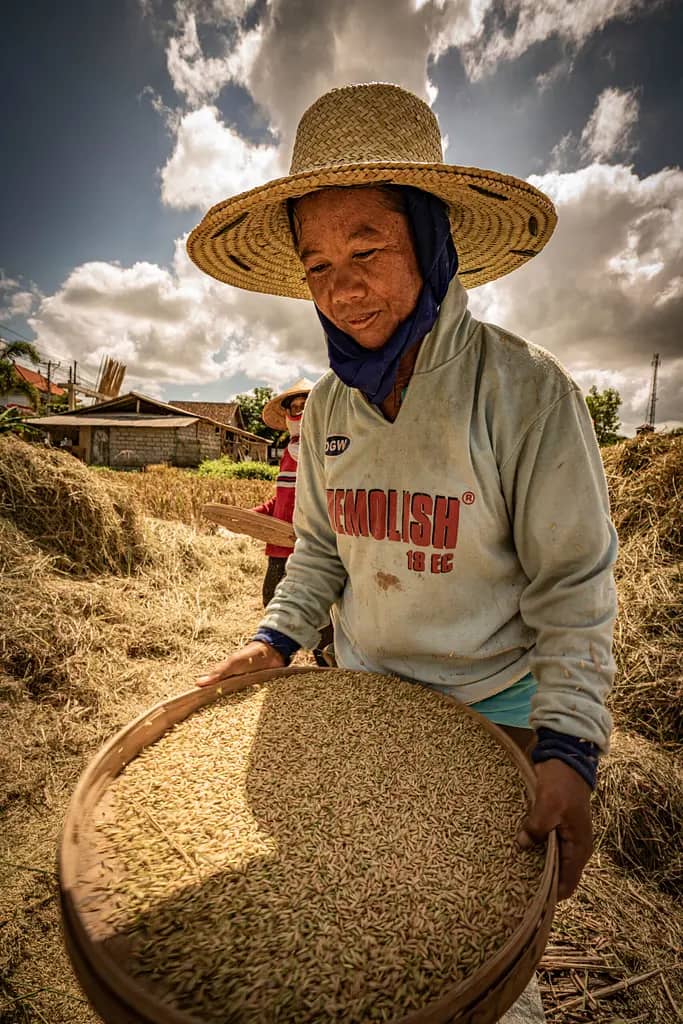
[{"left": 325, "top": 435, "right": 351, "bottom": 456}]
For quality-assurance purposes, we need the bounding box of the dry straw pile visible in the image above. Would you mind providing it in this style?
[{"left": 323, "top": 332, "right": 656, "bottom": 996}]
[
  {"left": 88, "top": 672, "right": 544, "bottom": 1023},
  {"left": 0, "top": 438, "right": 265, "bottom": 703},
  {"left": 0, "top": 436, "right": 144, "bottom": 575},
  {"left": 593, "top": 731, "right": 682, "bottom": 892},
  {"left": 546, "top": 432, "right": 683, "bottom": 1022},
  {"left": 604, "top": 432, "right": 682, "bottom": 746},
  {"left": 1, "top": 440, "right": 270, "bottom": 1023},
  {"left": 593, "top": 435, "right": 682, "bottom": 904}
]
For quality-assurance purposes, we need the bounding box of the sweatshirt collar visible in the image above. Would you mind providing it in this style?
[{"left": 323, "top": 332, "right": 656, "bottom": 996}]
[{"left": 410, "top": 275, "right": 472, "bottom": 375}]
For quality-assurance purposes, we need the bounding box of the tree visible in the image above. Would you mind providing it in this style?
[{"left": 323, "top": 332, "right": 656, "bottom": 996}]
[
  {"left": 236, "top": 386, "right": 280, "bottom": 441},
  {"left": 0, "top": 406, "right": 40, "bottom": 437},
  {"left": 0, "top": 339, "right": 42, "bottom": 408},
  {"left": 585, "top": 385, "right": 622, "bottom": 446},
  {"left": 0, "top": 339, "right": 41, "bottom": 364}
]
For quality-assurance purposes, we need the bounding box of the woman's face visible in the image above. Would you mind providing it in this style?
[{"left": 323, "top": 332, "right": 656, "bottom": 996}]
[
  {"left": 294, "top": 188, "right": 423, "bottom": 350},
  {"left": 287, "top": 395, "right": 307, "bottom": 417}
]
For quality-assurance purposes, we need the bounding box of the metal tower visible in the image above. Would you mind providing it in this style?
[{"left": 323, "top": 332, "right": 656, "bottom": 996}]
[{"left": 645, "top": 353, "right": 660, "bottom": 429}]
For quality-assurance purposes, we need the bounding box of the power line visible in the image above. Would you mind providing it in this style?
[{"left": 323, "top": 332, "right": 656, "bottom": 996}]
[
  {"left": 0, "top": 329, "right": 66, "bottom": 368},
  {"left": 0, "top": 321, "right": 35, "bottom": 343}
]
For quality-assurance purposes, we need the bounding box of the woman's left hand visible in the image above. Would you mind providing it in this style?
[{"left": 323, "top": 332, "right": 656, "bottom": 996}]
[{"left": 517, "top": 759, "right": 593, "bottom": 900}]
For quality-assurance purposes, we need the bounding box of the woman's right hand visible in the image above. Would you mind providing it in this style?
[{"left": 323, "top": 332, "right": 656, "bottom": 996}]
[{"left": 196, "top": 641, "right": 286, "bottom": 687}]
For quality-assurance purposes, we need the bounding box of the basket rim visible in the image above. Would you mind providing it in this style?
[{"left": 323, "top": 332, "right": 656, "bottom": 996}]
[{"left": 59, "top": 665, "right": 558, "bottom": 1024}]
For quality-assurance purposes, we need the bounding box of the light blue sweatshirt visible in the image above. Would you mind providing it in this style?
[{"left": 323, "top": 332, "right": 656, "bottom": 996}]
[{"left": 261, "top": 278, "right": 618, "bottom": 750}]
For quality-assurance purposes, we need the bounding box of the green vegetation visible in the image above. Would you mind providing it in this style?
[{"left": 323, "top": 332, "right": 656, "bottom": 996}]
[
  {"left": 197, "top": 457, "right": 277, "bottom": 480},
  {"left": 0, "top": 407, "right": 35, "bottom": 436},
  {"left": 586, "top": 385, "right": 623, "bottom": 446},
  {"left": 235, "top": 385, "right": 280, "bottom": 441},
  {"left": 0, "top": 339, "right": 41, "bottom": 409}
]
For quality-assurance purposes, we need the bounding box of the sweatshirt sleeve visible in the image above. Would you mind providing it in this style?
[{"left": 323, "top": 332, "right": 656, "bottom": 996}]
[
  {"left": 252, "top": 496, "right": 276, "bottom": 517},
  {"left": 499, "top": 387, "right": 618, "bottom": 751},
  {"left": 258, "top": 397, "right": 348, "bottom": 648}
]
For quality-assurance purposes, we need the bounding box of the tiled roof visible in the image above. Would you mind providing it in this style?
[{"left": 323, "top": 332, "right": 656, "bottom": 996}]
[{"left": 13, "top": 363, "right": 65, "bottom": 396}]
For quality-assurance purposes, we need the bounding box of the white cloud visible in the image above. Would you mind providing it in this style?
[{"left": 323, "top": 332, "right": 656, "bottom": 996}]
[
  {"left": 0, "top": 275, "right": 43, "bottom": 322},
  {"left": 166, "top": 9, "right": 261, "bottom": 107},
  {"left": 580, "top": 87, "right": 640, "bottom": 162},
  {"left": 536, "top": 57, "right": 574, "bottom": 93},
  {"left": 7, "top": 291, "right": 35, "bottom": 317},
  {"left": 245, "top": 0, "right": 440, "bottom": 152},
  {"left": 151, "top": 0, "right": 660, "bottom": 152},
  {"left": 152, "top": 0, "right": 660, "bottom": 223},
  {"left": 468, "top": 162, "right": 683, "bottom": 433},
  {"left": 26, "top": 239, "right": 325, "bottom": 394},
  {"left": 160, "top": 106, "right": 281, "bottom": 209},
  {"left": 0, "top": 274, "right": 21, "bottom": 292},
  {"left": 548, "top": 131, "right": 577, "bottom": 172},
  {"left": 453, "top": 0, "right": 650, "bottom": 80}
]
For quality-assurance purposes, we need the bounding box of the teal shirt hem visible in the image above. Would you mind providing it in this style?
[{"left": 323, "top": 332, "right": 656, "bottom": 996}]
[{"left": 469, "top": 672, "right": 537, "bottom": 728}]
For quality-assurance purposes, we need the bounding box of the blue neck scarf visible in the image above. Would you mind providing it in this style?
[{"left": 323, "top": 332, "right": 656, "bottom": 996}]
[{"left": 315, "top": 187, "right": 458, "bottom": 405}]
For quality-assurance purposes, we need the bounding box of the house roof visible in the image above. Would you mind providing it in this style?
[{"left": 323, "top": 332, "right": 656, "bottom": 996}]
[
  {"left": 28, "top": 391, "right": 267, "bottom": 443},
  {"left": 14, "top": 363, "right": 65, "bottom": 396},
  {"left": 25, "top": 414, "right": 198, "bottom": 428},
  {"left": 168, "top": 400, "right": 243, "bottom": 427}
]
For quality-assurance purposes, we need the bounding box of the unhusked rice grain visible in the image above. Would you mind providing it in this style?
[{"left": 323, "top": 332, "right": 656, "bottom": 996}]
[{"left": 80, "top": 670, "right": 546, "bottom": 1023}]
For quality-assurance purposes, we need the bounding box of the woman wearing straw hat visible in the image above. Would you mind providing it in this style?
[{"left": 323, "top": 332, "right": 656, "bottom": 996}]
[
  {"left": 191, "top": 84, "right": 616, "bottom": 926},
  {"left": 251, "top": 378, "right": 333, "bottom": 666}
]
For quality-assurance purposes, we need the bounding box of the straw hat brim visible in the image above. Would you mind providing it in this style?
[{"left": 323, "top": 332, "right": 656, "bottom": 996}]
[
  {"left": 187, "top": 162, "right": 557, "bottom": 298},
  {"left": 262, "top": 378, "right": 314, "bottom": 431}
]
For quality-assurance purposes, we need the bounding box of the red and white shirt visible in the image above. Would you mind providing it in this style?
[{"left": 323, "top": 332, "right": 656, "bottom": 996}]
[{"left": 252, "top": 445, "right": 298, "bottom": 558}]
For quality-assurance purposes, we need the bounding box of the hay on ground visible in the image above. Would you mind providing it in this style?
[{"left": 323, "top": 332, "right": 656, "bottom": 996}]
[
  {"left": 611, "top": 543, "right": 682, "bottom": 745},
  {"left": 593, "top": 730, "right": 683, "bottom": 892},
  {"left": 97, "top": 464, "right": 275, "bottom": 530},
  {"left": 0, "top": 517, "right": 262, "bottom": 702},
  {"left": 544, "top": 851, "right": 683, "bottom": 1022},
  {"left": 602, "top": 432, "right": 682, "bottom": 557},
  {"left": 0, "top": 436, "right": 144, "bottom": 575},
  {"left": 604, "top": 435, "right": 682, "bottom": 746}
]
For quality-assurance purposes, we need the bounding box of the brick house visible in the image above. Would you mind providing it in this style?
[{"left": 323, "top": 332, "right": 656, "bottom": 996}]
[{"left": 26, "top": 391, "right": 268, "bottom": 467}]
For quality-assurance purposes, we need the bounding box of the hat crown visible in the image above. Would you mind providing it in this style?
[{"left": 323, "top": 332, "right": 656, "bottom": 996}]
[
  {"left": 286, "top": 377, "right": 315, "bottom": 393},
  {"left": 289, "top": 84, "right": 444, "bottom": 176}
]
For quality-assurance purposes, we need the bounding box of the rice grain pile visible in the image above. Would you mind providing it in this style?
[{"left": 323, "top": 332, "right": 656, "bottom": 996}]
[{"left": 82, "top": 671, "right": 546, "bottom": 1023}]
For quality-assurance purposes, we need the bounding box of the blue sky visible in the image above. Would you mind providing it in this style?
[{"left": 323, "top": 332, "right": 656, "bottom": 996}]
[{"left": 1, "top": 0, "right": 682, "bottom": 432}]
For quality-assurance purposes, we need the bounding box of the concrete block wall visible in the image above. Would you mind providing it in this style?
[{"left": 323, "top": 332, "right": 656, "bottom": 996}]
[{"left": 107, "top": 422, "right": 221, "bottom": 468}]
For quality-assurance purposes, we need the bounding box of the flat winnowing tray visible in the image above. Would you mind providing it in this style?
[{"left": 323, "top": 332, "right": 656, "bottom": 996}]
[
  {"left": 202, "top": 503, "right": 296, "bottom": 547},
  {"left": 60, "top": 668, "right": 557, "bottom": 1024}
]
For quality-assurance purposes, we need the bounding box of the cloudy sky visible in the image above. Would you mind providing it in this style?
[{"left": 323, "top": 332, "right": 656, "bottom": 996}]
[{"left": 2, "top": 0, "right": 682, "bottom": 433}]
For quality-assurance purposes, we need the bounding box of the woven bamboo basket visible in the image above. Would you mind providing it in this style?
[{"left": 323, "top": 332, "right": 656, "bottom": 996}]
[
  {"left": 59, "top": 667, "right": 558, "bottom": 1024},
  {"left": 202, "top": 503, "right": 296, "bottom": 547}
]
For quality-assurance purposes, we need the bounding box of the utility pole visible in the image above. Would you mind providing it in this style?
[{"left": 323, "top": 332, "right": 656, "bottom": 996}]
[
  {"left": 45, "top": 361, "right": 52, "bottom": 414},
  {"left": 646, "top": 353, "right": 660, "bottom": 429},
  {"left": 68, "top": 366, "right": 76, "bottom": 411}
]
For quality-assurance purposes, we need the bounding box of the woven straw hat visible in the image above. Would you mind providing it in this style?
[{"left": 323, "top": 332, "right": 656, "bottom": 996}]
[
  {"left": 187, "top": 83, "right": 557, "bottom": 297},
  {"left": 262, "top": 377, "right": 315, "bottom": 431}
]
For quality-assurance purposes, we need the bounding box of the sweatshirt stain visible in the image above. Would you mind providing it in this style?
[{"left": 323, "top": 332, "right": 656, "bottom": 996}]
[{"left": 376, "top": 571, "right": 402, "bottom": 592}]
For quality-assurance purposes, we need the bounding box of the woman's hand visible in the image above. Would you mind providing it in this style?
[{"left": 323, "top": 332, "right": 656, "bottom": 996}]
[
  {"left": 517, "top": 758, "right": 593, "bottom": 900},
  {"left": 196, "top": 641, "right": 286, "bottom": 687}
]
